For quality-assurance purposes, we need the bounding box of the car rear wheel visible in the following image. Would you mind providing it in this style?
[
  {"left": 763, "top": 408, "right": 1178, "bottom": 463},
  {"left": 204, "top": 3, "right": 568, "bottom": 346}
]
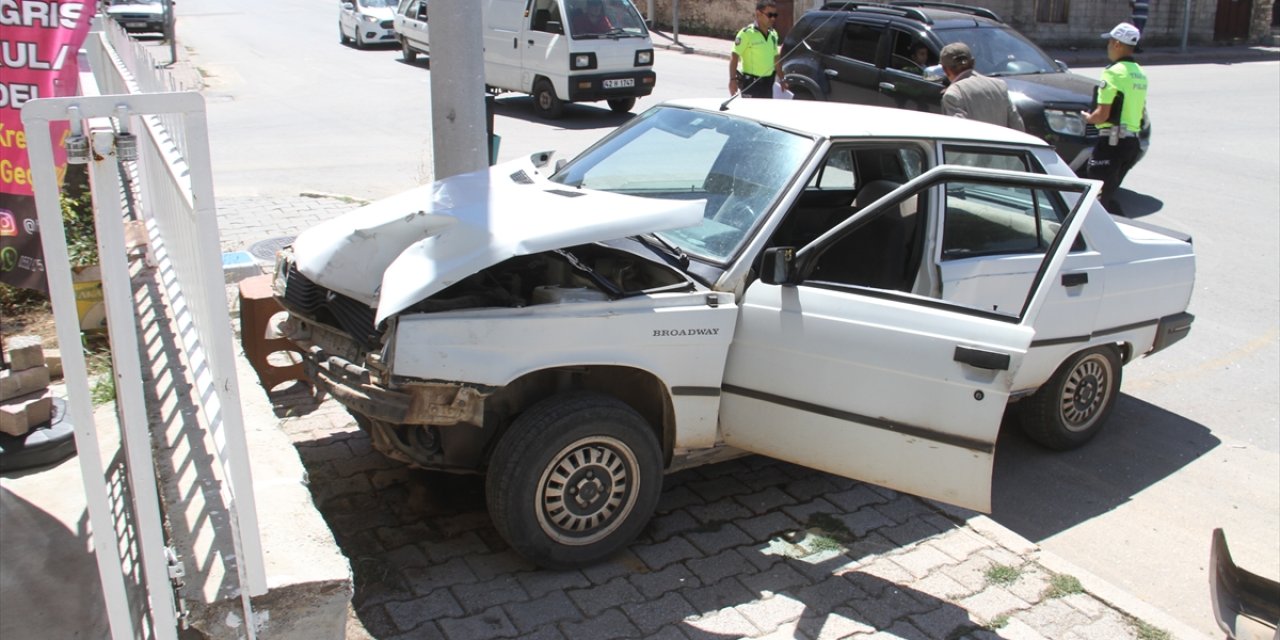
[
  {"left": 401, "top": 39, "right": 417, "bottom": 62},
  {"left": 607, "top": 97, "right": 636, "bottom": 113},
  {"left": 532, "top": 79, "right": 564, "bottom": 119},
  {"left": 1017, "top": 346, "right": 1122, "bottom": 450},
  {"left": 485, "top": 391, "right": 663, "bottom": 569}
]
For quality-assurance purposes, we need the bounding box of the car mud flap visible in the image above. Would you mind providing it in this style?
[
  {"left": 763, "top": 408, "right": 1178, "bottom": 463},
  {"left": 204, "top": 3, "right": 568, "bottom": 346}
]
[{"left": 1209, "top": 528, "right": 1280, "bottom": 640}]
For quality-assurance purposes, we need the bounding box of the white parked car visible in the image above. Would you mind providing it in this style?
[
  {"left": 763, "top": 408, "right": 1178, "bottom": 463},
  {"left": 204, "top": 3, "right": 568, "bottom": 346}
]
[
  {"left": 273, "top": 99, "right": 1195, "bottom": 569},
  {"left": 106, "top": 0, "right": 167, "bottom": 34},
  {"left": 339, "top": 0, "right": 397, "bottom": 48}
]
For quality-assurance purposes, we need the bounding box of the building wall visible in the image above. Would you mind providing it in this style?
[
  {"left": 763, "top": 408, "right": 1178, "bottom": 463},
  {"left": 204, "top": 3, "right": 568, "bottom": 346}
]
[{"left": 643, "top": 0, "right": 1276, "bottom": 46}]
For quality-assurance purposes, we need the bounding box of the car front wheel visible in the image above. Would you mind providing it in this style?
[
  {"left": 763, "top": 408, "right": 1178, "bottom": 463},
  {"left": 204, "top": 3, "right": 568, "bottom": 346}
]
[
  {"left": 339, "top": 22, "right": 351, "bottom": 44},
  {"left": 485, "top": 392, "right": 663, "bottom": 569},
  {"left": 532, "top": 79, "right": 564, "bottom": 119},
  {"left": 1017, "top": 346, "right": 1122, "bottom": 450},
  {"left": 401, "top": 39, "right": 417, "bottom": 62}
]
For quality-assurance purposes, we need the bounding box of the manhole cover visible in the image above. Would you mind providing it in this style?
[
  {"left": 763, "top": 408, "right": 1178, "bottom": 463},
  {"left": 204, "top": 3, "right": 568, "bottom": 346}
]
[{"left": 249, "top": 236, "right": 295, "bottom": 262}]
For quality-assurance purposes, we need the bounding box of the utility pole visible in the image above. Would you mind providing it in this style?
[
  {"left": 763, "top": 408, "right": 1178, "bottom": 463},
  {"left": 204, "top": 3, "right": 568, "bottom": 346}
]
[{"left": 429, "top": 0, "right": 488, "bottom": 180}]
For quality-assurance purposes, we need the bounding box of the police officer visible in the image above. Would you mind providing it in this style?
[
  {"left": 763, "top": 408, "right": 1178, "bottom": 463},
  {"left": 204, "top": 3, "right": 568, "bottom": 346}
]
[
  {"left": 729, "top": 1, "right": 781, "bottom": 98},
  {"left": 1083, "top": 22, "right": 1148, "bottom": 215}
]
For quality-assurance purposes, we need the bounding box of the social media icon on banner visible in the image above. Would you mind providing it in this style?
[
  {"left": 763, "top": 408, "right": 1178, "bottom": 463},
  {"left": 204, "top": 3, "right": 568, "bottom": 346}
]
[{"left": 0, "top": 210, "right": 18, "bottom": 237}]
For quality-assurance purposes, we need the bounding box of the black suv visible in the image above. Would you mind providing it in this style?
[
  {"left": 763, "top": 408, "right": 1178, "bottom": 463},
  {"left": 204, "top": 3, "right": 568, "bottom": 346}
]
[{"left": 780, "top": 1, "right": 1149, "bottom": 171}]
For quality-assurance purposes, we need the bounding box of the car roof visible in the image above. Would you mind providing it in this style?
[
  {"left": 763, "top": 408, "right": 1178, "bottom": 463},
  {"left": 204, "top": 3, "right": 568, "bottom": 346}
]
[
  {"left": 660, "top": 99, "right": 1050, "bottom": 149},
  {"left": 814, "top": 2, "right": 1003, "bottom": 26}
]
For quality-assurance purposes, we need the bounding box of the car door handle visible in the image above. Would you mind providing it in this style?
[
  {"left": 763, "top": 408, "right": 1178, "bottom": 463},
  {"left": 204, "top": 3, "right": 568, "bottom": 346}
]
[
  {"left": 1061, "top": 272, "right": 1089, "bottom": 287},
  {"left": 512, "top": 37, "right": 517, "bottom": 48},
  {"left": 954, "top": 346, "right": 1011, "bottom": 371},
  {"left": 824, "top": 69, "right": 838, "bottom": 77},
  {"left": 527, "top": 39, "right": 535, "bottom": 45},
  {"left": 878, "top": 82, "right": 896, "bottom": 92}
]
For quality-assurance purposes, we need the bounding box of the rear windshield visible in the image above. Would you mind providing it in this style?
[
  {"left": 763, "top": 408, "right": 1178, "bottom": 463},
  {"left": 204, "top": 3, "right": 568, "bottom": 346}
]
[{"left": 934, "top": 26, "right": 1058, "bottom": 76}]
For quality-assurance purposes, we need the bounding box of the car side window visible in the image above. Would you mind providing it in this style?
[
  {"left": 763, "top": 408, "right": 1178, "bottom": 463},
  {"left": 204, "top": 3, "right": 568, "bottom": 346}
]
[
  {"left": 530, "top": 0, "right": 564, "bottom": 33},
  {"left": 838, "top": 22, "right": 882, "bottom": 65},
  {"left": 888, "top": 29, "right": 933, "bottom": 75},
  {"left": 941, "top": 147, "right": 1084, "bottom": 256}
]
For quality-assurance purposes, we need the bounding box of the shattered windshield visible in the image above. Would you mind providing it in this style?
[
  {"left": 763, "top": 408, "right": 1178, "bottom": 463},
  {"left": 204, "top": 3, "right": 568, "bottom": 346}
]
[
  {"left": 936, "top": 26, "right": 1058, "bottom": 76},
  {"left": 550, "top": 106, "right": 814, "bottom": 263}
]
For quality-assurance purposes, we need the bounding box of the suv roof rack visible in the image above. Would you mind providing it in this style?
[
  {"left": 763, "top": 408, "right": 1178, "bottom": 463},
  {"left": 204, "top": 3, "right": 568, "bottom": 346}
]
[
  {"left": 889, "top": 1, "right": 1003, "bottom": 23},
  {"left": 820, "top": 1, "right": 931, "bottom": 24}
]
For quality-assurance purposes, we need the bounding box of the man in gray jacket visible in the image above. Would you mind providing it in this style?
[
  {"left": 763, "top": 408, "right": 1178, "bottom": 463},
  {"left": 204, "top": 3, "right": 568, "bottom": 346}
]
[{"left": 939, "top": 43, "right": 1025, "bottom": 131}]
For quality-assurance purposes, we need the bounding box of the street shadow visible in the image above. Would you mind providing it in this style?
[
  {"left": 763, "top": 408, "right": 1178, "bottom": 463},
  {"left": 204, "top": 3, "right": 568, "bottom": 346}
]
[
  {"left": 1112, "top": 188, "right": 1164, "bottom": 218},
  {"left": 990, "top": 393, "right": 1219, "bottom": 542},
  {"left": 491, "top": 96, "right": 635, "bottom": 129},
  {"left": 395, "top": 55, "right": 431, "bottom": 69},
  {"left": 0, "top": 487, "right": 112, "bottom": 638},
  {"left": 286, "top": 409, "right": 1008, "bottom": 638}
]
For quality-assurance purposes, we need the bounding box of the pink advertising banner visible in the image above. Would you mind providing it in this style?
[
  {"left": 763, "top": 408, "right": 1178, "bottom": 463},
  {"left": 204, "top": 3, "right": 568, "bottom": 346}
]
[{"left": 1, "top": 0, "right": 95, "bottom": 292}]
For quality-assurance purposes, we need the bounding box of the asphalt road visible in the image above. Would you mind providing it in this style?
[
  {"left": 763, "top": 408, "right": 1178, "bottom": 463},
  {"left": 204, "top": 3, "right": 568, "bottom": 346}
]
[{"left": 161, "top": 1, "right": 1279, "bottom": 635}]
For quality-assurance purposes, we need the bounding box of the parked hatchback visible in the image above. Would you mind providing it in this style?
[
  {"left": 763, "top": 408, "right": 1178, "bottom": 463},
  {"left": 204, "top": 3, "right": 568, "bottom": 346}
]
[
  {"left": 339, "top": 0, "right": 398, "bottom": 48},
  {"left": 781, "top": 1, "right": 1150, "bottom": 171}
]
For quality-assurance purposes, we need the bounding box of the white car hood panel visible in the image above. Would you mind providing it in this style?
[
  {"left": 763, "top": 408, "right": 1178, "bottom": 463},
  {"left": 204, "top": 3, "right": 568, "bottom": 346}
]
[{"left": 291, "top": 156, "right": 705, "bottom": 324}]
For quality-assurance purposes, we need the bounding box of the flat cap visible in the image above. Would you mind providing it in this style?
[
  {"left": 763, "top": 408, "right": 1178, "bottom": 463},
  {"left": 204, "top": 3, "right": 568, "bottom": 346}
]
[{"left": 939, "top": 42, "right": 973, "bottom": 68}]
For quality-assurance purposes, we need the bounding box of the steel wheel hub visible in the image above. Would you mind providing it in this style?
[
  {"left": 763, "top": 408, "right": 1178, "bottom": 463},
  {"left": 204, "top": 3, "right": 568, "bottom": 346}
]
[
  {"left": 1060, "top": 355, "right": 1109, "bottom": 430},
  {"left": 536, "top": 437, "right": 638, "bottom": 545}
]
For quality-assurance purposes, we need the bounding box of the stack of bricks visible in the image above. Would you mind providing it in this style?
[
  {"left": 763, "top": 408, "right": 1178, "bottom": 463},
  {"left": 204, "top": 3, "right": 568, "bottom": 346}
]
[{"left": 1, "top": 336, "right": 54, "bottom": 437}]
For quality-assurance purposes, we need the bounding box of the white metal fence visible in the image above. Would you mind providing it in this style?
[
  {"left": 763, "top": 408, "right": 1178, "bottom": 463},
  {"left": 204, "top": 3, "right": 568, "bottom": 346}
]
[{"left": 21, "top": 20, "right": 266, "bottom": 640}]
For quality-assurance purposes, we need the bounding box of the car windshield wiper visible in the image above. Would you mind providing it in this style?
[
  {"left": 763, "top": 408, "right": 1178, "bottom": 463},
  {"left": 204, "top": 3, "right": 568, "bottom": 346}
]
[{"left": 632, "top": 233, "right": 689, "bottom": 269}]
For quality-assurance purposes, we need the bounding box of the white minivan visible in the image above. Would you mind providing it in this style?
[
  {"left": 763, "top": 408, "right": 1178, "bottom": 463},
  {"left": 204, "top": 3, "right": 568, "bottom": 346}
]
[{"left": 394, "top": 0, "right": 656, "bottom": 118}]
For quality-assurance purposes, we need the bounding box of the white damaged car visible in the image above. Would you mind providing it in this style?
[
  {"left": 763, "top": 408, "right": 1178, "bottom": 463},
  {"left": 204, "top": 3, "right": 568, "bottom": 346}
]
[{"left": 273, "top": 99, "right": 1195, "bottom": 568}]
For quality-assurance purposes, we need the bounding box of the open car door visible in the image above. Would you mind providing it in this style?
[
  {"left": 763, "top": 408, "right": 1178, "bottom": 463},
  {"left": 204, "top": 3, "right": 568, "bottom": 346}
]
[{"left": 721, "top": 166, "right": 1101, "bottom": 512}]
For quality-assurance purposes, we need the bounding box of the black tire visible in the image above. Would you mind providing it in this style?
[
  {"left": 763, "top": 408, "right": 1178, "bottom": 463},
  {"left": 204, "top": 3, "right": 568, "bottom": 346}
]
[
  {"left": 339, "top": 23, "right": 351, "bottom": 45},
  {"left": 606, "top": 97, "right": 636, "bottom": 113},
  {"left": 532, "top": 79, "right": 564, "bottom": 119},
  {"left": 485, "top": 391, "right": 663, "bottom": 569},
  {"left": 354, "top": 27, "right": 366, "bottom": 49},
  {"left": 401, "top": 40, "right": 417, "bottom": 62},
  {"left": 1017, "top": 346, "right": 1122, "bottom": 450}
]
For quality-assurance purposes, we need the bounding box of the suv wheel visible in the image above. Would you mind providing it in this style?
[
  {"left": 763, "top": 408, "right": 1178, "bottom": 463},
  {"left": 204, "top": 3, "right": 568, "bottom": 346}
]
[
  {"left": 485, "top": 392, "right": 663, "bottom": 569},
  {"left": 1017, "top": 346, "right": 1122, "bottom": 450}
]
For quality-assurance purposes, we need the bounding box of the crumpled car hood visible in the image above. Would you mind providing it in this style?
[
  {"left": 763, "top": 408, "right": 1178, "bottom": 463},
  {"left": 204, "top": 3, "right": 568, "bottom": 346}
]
[{"left": 291, "top": 155, "right": 705, "bottom": 324}]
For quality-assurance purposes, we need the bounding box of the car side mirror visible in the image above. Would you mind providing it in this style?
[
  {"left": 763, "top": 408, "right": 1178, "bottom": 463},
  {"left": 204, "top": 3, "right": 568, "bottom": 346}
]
[
  {"left": 760, "top": 247, "right": 798, "bottom": 286},
  {"left": 342, "top": 2, "right": 354, "bottom": 9},
  {"left": 923, "top": 64, "right": 945, "bottom": 83},
  {"left": 1055, "top": 59, "right": 1070, "bottom": 72}
]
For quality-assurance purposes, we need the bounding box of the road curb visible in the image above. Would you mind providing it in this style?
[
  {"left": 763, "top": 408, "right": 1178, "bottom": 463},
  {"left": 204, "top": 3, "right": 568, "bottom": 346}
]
[{"left": 965, "top": 515, "right": 1215, "bottom": 640}]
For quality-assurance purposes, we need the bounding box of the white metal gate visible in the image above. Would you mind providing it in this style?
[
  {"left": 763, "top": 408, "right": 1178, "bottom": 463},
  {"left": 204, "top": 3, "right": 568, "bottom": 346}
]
[{"left": 21, "top": 29, "right": 267, "bottom": 640}]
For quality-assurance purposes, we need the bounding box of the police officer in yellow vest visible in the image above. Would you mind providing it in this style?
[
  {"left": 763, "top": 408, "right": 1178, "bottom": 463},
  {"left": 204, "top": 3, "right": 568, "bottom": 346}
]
[
  {"left": 1083, "top": 22, "right": 1149, "bottom": 215},
  {"left": 729, "top": 1, "right": 782, "bottom": 98}
]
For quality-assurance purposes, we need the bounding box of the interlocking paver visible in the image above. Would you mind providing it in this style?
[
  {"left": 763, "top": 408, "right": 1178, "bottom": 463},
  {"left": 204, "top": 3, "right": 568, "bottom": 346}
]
[
  {"left": 686, "top": 521, "right": 754, "bottom": 555},
  {"left": 463, "top": 549, "right": 538, "bottom": 581},
  {"left": 927, "top": 526, "right": 993, "bottom": 563},
  {"left": 686, "top": 500, "right": 753, "bottom": 525},
  {"left": 656, "top": 485, "right": 705, "bottom": 514},
  {"left": 734, "top": 511, "right": 802, "bottom": 542},
  {"left": 959, "top": 587, "right": 1032, "bottom": 624},
  {"left": 684, "top": 606, "right": 761, "bottom": 639},
  {"left": 450, "top": 574, "right": 529, "bottom": 615},
  {"left": 561, "top": 609, "right": 641, "bottom": 640},
  {"left": 1015, "top": 598, "right": 1093, "bottom": 637},
  {"left": 516, "top": 569, "right": 591, "bottom": 598},
  {"left": 733, "top": 486, "right": 797, "bottom": 515},
  {"left": 385, "top": 590, "right": 464, "bottom": 631},
  {"left": 687, "top": 476, "right": 753, "bottom": 502},
  {"left": 845, "top": 585, "right": 930, "bottom": 629},
  {"left": 889, "top": 542, "right": 956, "bottom": 579},
  {"left": 567, "top": 575, "right": 644, "bottom": 617},
  {"left": 780, "top": 498, "right": 841, "bottom": 524},
  {"left": 404, "top": 557, "right": 479, "bottom": 596},
  {"left": 504, "top": 589, "right": 581, "bottom": 634},
  {"left": 909, "top": 603, "right": 981, "bottom": 638},
  {"left": 738, "top": 562, "right": 812, "bottom": 598},
  {"left": 809, "top": 609, "right": 877, "bottom": 639},
  {"left": 735, "top": 592, "right": 808, "bottom": 631},
  {"left": 630, "top": 562, "right": 701, "bottom": 598},
  {"left": 789, "top": 574, "right": 867, "bottom": 615},
  {"left": 621, "top": 591, "right": 699, "bottom": 635},
  {"left": 633, "top": 536, "right": 704, "bottom": 571},
  {"left": 437, "top": 605, "right": 519, "bottom": 640},
  {"left": 689, "top": 548, "right": 760, "bottom": 585},
  {"left": 683, "top": 576, "right": 759, "bottom": 614},
  {"left": 643, "top": 509, "right": 701, "bottom": 543}
]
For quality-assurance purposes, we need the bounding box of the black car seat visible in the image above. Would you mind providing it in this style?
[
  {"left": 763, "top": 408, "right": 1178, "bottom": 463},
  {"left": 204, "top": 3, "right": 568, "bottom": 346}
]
[{"left": 820, "top": 180, "right": 918, "bottom": 290}]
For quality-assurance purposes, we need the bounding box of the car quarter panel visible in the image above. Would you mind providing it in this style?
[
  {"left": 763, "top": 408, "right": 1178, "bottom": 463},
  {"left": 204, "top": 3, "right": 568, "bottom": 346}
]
[{"left": 388, "top": 292, "right": 739, "bottom": 450}]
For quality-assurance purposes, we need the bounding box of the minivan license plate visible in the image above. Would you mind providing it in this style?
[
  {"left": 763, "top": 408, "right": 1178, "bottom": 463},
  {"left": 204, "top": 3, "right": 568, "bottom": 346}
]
[{"left": 602, "top": 78, "right": 634, "bottom": 89}]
